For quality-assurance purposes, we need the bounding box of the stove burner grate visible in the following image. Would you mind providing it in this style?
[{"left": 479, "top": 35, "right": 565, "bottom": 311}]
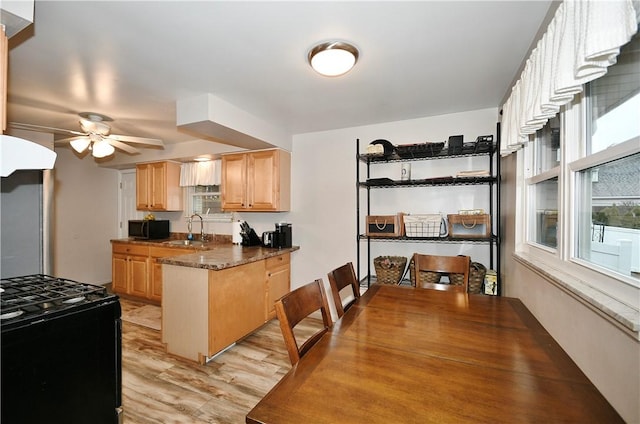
[{"left": 0, "top": 274, "right": 109, "bottom": 322}]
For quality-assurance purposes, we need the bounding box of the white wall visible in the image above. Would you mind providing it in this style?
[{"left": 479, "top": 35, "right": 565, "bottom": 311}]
[
  {"left": 289, "top": 108, "right": 498, "bottom": 293},
  {"left": 53, "top": 148, "right": 119, "bottom": 284}
]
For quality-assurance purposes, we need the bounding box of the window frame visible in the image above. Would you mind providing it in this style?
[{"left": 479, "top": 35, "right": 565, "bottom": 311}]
[
  {"left": 183, "top": 185, "right": 233, "bottom": 222},
  {"left": 516, "top": 92, "right": 640, "bottom": 320}
]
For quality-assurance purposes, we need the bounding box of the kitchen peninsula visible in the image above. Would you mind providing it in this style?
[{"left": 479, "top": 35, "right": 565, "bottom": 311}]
[{"left": 158, "top": 244, "right": 299, "bottom": 364}]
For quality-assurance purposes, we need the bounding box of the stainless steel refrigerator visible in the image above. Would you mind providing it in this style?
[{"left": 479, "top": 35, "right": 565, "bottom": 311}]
[{"left": 1, "top": 169, "right": 54, "bottom": 277}]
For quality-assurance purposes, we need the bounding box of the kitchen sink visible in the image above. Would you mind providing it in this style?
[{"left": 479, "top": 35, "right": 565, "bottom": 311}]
[{"left": 163, "top": 239, "right": 207, "bottom": 247}]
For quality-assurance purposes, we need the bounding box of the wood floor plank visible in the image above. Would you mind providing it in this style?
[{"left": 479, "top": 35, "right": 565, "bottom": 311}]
[{"left": 120, "top": 299, "right": 317, "bottom": 423}]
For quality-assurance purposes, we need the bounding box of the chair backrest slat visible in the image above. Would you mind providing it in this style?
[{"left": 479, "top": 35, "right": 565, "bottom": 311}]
[
  {"left": 413, "top": 254, "right": 470, "bottom": 293},
  {"left": 275, "top": 279, "right": 333, "bottom": 365},
  {"left": 327, "top": 262, "right": 360, "bottom": 318}
]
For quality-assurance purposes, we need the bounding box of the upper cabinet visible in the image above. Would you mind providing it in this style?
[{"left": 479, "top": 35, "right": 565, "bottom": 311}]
[
  {"left": 221, "top": 148, "right": 291, "bottom": 212},
  {"left": 136, "top": 161, "right": 183, "bottom": 211},
  {"left": 2, "top": 26, "right": 7, "bottom": 131}
]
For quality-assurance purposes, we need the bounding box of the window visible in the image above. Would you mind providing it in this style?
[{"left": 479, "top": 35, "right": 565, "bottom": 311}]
[
  {"left": 575, "top": 153, "right": 640, "bottom": 277},
  {"left": 519, "top": 30, "right": 640, "bottom": 296},
  {"left": 184, "top": 185, "right": 232, "bottom": 221},
  {"left": 527, "top": 116, "right": 561, "bottom": 249}
]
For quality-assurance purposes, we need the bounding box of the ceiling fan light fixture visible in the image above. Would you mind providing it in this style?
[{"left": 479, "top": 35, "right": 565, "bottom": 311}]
[
  {"left": 70, "top": 137, "right": 91, "bottom": 154},
  {"left": 91, "top": 140, "right": 115, "bottom": 158},
  {"left": 308, "top": 41, "right": 359, "bottom": 77}
]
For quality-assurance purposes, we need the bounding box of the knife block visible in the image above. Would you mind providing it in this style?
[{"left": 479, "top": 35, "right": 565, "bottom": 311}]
[{"left": 242, "top": 228, "right": 262, "bottom": 246}]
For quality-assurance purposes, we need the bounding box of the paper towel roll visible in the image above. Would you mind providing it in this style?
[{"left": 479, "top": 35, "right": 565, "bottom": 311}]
[{"left": 232, "top": 221, "right": 243, "bottom": 244}]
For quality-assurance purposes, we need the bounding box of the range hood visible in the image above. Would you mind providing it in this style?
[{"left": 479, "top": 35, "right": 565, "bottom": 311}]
[{"left": 1, "top": 135, "right": 57, "bottom": 177}]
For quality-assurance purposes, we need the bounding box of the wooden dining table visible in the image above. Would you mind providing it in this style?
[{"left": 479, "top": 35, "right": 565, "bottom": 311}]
[{"left": 246, "top": 284, "right": 623, "bottom": 423}]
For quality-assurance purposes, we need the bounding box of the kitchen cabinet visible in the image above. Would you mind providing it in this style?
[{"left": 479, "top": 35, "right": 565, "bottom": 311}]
[
  {"left": 1, "top": 26, "right": 7, "bottom": 131},
  {"left": 136, "top": 161, "right": 182, "bottom": 211},
  {"left": 356, "top": 133, "right": 501, "bottom": 294},
  {"left": 221, "top": 148, "right": 290, "bottom": 211},
  {"left": 148, "top": 246, "right": 196, "bottom": 302},
  {"left": 112, "top": 243, "right": 196, "bottom": 303},
  {"left": 209, "top": 260, "right": 267, "bottom": 355},
  {"left": 111, "top": 243, "right": 149, "bottom": 297},
  {"left": 161, "top": 248, "right": 294, "bottom": 363},
  {"left": 265, "top": 253, "right": 290, "bottom": 320}
]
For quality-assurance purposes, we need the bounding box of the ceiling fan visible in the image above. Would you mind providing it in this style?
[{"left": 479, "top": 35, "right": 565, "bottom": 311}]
[{"left": 9, "top": 112, "right": 164, "bottom": 158}]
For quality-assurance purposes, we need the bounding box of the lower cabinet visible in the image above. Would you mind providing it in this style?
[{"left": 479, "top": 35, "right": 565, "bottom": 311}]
[
  {"left": 111, "top": 244, "right": 149, "bottom": 298},
  {"left": 148, "top": 246, "right": 197, "bottom": 302},
  {"left": 265, "top": 253, "right": 290, "bottom": 320},
  {"left": 112, "top": 243, "right": 195, "bottom": 303},
  {"left": 162, "top": 253, "right": 292, "bottom": 363}
]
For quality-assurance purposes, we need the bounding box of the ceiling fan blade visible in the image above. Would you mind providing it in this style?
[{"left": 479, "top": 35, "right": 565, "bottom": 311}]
[
  {"left": 108, "top": 134, "right": 164, "bottom": 146},
  {"left": 106, "top": 138, "right": 140, "bottom": 154},
  {"left": 54, "top": 136, "right": 89, "bottom": 145},
  {"left": 8, "top": 122, "right": 85, "bottom": 137}
]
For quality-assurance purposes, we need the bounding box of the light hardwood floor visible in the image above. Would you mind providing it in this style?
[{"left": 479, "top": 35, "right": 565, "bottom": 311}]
[{"left": 120, "top": 299, "right": 315, "bottom": 424}]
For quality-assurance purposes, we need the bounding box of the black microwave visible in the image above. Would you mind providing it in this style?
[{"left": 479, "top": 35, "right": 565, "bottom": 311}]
[{"left": 128, "top": 220, "right": 170, "bottom": 240}]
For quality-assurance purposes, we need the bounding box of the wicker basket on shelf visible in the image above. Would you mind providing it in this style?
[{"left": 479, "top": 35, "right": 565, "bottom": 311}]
[{"left": 373, "top": 256, "right": 407, "bottom": 285}]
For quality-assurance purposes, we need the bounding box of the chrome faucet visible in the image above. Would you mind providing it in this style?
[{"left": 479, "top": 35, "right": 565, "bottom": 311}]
[{"left": 190, "top": 214, "right": 205, "bottom": 241}]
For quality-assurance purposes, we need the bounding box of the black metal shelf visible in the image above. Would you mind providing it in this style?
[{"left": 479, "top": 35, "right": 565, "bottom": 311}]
[
  {"left": 356, "top": 126, "right": 502, "bottom": 295},
  {"left": 359, "top": 234, "right": 499, "bottom": 243},
  {"left": 358, "top": 146, "right": 496, "bottom": 164},
  {"left": 361, "top": 176, "right": 496, "bottom": 188}
]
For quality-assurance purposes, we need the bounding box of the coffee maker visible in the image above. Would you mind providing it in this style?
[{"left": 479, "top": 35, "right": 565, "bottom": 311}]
[
  {"left": 274, "top": 223, "right": 292, "bottom": 248},
  {"left": 262, "top": 223, "right": 292, "bottom": 248}
]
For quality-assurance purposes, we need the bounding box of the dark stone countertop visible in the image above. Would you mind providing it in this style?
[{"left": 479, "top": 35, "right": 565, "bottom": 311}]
[{"left": 157, "top": 245, "right": 300, "bottom": 270}]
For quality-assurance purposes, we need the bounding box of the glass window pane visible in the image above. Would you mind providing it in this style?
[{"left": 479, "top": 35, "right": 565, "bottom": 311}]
[
  {"left": 531, "top": 178, "right": 559, "bottom": 248},
  {"left": 575, "top": 153, "right": 640, "bottom": 280},
  {"left": 534, "top": 115, "right": 560, "bottom": 174},
  {"left": 588, "top": 33, "right": 640, "bottom": 154},
  {"left": 188, "top": 185, "right": 227, "bottom": 217}
]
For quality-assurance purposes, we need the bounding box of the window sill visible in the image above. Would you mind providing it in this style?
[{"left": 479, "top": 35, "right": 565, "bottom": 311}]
[{"left": 514, "top": 252, "right": 639, "bottom": 336}]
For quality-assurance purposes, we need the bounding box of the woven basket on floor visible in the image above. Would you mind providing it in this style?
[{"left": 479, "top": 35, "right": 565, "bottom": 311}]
[
  {"left": 468, "top": 262, "right": 487, "bottom": 294},
  {"left": 374, "top": 256, "right": 407, "bottom": 285}
]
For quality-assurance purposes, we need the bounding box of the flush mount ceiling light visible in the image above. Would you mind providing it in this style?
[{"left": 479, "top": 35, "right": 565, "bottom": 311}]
[{"left": 308, "top": 41, "right": 359, "bottom": 77}]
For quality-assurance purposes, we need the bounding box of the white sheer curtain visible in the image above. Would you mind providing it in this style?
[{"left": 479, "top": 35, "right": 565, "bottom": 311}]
[
  {"left": 500, "top": 0, "right": 638, "bottom": 155},
  {"left": 179, "top": 160, "right": 221, "bottom": 186}
]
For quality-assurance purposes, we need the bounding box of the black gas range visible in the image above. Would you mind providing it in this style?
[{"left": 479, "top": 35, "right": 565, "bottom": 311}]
[{"left": 1, "top": 274, "right": 122, "bottom": 424}]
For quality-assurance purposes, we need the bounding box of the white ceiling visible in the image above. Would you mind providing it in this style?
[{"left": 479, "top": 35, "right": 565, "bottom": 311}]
[{"left": 6, "top": 1, "right": 553, "bottom": 150}]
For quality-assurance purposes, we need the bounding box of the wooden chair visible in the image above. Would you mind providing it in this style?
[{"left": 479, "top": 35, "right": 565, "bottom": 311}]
[
  {"left": 275, "top": 279, "right": 333, "bottom": 365},
  {"left": 412, "top": 253, "right": 470, "bottom": 292},
  {"left": 327, "top": 262, "right": 361, "bottom": 318}
]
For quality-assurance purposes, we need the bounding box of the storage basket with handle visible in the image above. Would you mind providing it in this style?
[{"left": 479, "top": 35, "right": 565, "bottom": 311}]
[
  {"left": 447, "top": 214, "right": 491, "bottom": 238},
  {"left": 373, "top": 256, "right": 407, "bottom": 285},
  {"left": 404, "top": 214, "right": 448, "bottom": 238}
]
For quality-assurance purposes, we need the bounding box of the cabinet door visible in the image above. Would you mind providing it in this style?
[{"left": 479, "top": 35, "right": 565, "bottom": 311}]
[
  {"left": 1, "top": 27, "right": 7, "bottom": 130},
  {"left": 209, "top": 260, "right": 266, "bottom": 354},
  {"left": 149, "top": 260, "right": 163, "bottom": 302},
  {"left": 265, "top": 253, "right": 290, "bottom": 320},
  {"left": 150, "top": 162, "right": 167, "bottom": 209},
  {"left": 129, "top": 255, "right": 149, "bottom": 298},
  {"left": 221, "top": 154, "right": 247, "bottom": 210},
  {"left": 148, "top": 246, "right": 195, "bottom": 303},
  {"left": 112, "top": 254, "right": 129, "bottom": 293},
  {"left": 248, "top": 150, "right": 278, "bottom": 210},
  {"left": 136, "top": 164, "right": 151, "bottom": 210}
]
